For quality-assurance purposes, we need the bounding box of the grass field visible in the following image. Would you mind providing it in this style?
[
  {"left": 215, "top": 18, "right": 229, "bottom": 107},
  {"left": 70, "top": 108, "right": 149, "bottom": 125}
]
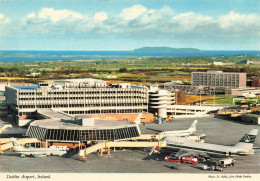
[
  {"left": 0, "top": 77, "right": 31, "bottom": 80},
  {"left": 177, "top": 93, "right": 227, "bottom": 105}
]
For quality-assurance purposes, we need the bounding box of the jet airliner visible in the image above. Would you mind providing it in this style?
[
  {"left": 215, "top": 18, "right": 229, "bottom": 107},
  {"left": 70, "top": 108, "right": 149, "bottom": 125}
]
[{"left": 161, "top": 129, "right": 258, "bottom": 156}]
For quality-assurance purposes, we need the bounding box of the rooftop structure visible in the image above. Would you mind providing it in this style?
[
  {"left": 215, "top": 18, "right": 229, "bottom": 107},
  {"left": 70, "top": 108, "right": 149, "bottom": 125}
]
[{"left": 53, "top": 78, "right": 108, "bottom": 89}]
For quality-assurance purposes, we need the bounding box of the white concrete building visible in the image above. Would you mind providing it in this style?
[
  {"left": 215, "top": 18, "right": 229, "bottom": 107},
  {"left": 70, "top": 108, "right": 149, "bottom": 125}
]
[
  {"left": 167, "top": 105, "right": 222, "bottom": 118},
  {"left": 148, "top": 85, "right": 175, "bottom": 118},
  {"left": 192, "top": 71, "right": 246, "bottom": 89},
  {"left": 225, "top": 87, "right": 260, "bottom": 96},
  {"left": 5, "top": 78, "right": 149, "bottom": 124}
]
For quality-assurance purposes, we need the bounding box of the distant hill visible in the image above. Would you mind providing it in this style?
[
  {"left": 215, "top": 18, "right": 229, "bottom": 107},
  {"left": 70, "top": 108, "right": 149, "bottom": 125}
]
[{"left": 132, "top": 47, "right": 201, "bottom": 52}]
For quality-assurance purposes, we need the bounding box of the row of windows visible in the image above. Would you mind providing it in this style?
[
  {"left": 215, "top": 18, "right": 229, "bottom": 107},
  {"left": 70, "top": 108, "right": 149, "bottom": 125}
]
[
  {"left": 193, "top": 81, "right": 239, "bottom": 84},
  {"left": 18, "top": 96, "right": 147, "bottom": 100},
  {"left": 193, "top": 75, "right": 239, "bottom": 78},
  {"left": 27, "top": 126, "right": 140, "bottom": 141},
  {"left": 19, "top": 90, "right": 147, "bottom": 96},
  {"left": 18, "top": 108, "right": 145, "bottom": 115},
  {"left": 193, "top": 73, "right": 240, "bottom": 76},
  {"left": 19, "top": 112, "right": 36, "bottom": 116},
  {"left": 18, "top": 103, "right": 146, "bottom": 109},
  {"left": 193, "top": 82, "right": 239, "bottom": 86},
  {"left": 65, "top": 109, "right": 145, "bottom": 115}
]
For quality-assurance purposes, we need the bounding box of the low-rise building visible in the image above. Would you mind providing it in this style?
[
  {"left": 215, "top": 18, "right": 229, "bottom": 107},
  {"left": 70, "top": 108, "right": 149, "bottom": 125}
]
[
  {"left": 168, "top": 105, "right": 222, "bottom": 118},
  {"left": 213, "top": 62, "right": 235, "bottom": 66},
  {"left": 225, "top": 87, "right": 260, "bottom": 96}
]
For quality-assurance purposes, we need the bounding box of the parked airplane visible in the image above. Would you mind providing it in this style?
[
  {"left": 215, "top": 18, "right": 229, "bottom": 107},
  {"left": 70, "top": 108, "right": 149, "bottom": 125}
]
[
  {"left": 11, "top": 138, "right": 67, "bottom": 157},
  {"left": 161, "top": 129, "right": 258, "bottom": 156},
  {"left": 159, "top": 120, "right": 201, "bottom": 137}
]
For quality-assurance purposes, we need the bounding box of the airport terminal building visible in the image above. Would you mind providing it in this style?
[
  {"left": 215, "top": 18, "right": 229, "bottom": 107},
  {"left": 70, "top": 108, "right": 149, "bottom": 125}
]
[
  {"left": 26, "top": 116, "right": 141, "bottom": 142},
  {"left": 5, "top": 78, "right": 149, "bottom": 125}
]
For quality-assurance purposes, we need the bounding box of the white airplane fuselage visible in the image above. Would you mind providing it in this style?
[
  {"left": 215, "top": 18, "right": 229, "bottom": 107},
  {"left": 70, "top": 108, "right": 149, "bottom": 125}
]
[
  {"left": 160, "top": 130, "right": 194, "bottom": 137},
  {"left": 11, "top": 138, "right": 67, "bottom": 157},
  {"left": 160, "top": 120, "right": 198, "bottom": 137},
  {"left": 163, "top": 129, "right": 258, "bottom": 156},
  {"left": 14, "top": 147, "right": 67, "bottom": 156}
]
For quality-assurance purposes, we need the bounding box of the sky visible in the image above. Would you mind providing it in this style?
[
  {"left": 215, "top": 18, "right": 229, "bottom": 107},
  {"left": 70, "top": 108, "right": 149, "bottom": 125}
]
[{"left": 0, "top": 0, "right": 260, "bottom": 50}]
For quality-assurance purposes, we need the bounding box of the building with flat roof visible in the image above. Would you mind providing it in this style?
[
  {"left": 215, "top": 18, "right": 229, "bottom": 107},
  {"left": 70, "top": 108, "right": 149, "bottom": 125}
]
[
  {"left": 192, "top": 71, "right": 246, "bottom": 89},
  {"left": 26, "top": 116, "right": 141, "bottom": 142},
  {"left": 5, "top": 78, "right": 149, "bottom": 125},
  {"left": 225, "top": 87, "right": 260, "bottom": 96},
  {"left": 167, "top": 105, "right": 222, "bottom": 118}
]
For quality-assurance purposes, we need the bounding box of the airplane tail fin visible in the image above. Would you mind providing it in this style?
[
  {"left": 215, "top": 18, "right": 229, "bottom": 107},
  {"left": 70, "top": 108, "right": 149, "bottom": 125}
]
[
  {"left": 11, "top": 138, "right": 25, "bottom": 151},
  {"left": 233, "top": 129, "right": 258, "bottom": 152},
  {"left": 187, "top": 120, "right": 197, "bottom": 132},
  {"left": 133, "top": 113, "right": 143, "bottom": 124}
]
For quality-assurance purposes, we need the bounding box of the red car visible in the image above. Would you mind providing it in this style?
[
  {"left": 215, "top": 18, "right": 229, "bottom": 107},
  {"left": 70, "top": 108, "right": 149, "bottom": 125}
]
[{"left": 165, "top": 156, "right": 198, "bottom": 164}]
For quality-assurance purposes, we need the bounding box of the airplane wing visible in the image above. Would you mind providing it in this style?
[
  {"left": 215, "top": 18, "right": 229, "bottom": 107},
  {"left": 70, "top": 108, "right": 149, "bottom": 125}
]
[
  {"left": 145, "top": 128, "right": 163, "bottom": 133},
  {"left": 171, "top": 149, "right": 211, "bottom": 160},
  {"left": 173, "top": 149, "right": 193, "bottom": 158}
]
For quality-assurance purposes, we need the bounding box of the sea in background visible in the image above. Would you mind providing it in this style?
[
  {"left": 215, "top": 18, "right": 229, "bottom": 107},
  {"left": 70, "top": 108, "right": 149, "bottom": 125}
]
[{"left": 0, "top": 50, "right": 259, "bottom": 62}]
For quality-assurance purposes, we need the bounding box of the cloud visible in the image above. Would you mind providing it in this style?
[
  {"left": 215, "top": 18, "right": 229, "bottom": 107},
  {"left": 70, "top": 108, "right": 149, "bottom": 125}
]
[
  {"left": 0, "top": 13, "right": 4, "bottom": 19},
  {"left": 171, "top": 12, "right": 213, "bottom": 30},
  {"left": 0, "top": 13, "right": 10, "bottom": 23},
  {"left": 219, "top": 11, "right": 260, "bottom": 31},
  {"left": 110, "top": 6, "right": 175, "bottom": 35},
  {"left": 94, "top": 12, "right": 108, "bottom": 21},
  {"left": 35, "top": 8, "right": 83, "bottom": 22},
  {"left": 0, "top": 13, "right": 10, "bottom": 36},
  {"left": 119, "top": 5, "right": 147, "bottom": 21},
  {"left": 27, "top": 12, "right": 35, "bottom": 18},
  {"left": 1, "top": 6, "right": 260, "bottom": 46}
]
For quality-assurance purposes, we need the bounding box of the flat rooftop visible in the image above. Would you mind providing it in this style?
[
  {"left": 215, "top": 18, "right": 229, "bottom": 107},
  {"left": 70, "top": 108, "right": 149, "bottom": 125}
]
[
  {"left": 192, "top": 71, "right": 246, "bottom": 74},
  {"left": 13, "top": 86, "right": 39, "bottom": 90},
  {"left": 10, "top": 84, "right": 143, "bottom": 90},
  {"left": 54, "top": 78, "right": 105, "bottom": 83},
  {"left": 30, "top": 119, "right": 136, "bottom": 130}
]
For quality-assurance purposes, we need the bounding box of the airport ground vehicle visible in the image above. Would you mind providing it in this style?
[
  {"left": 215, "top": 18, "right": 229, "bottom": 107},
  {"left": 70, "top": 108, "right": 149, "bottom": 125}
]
[
  {"left": 219, "top": 158, "right": 236, "bottom": 167},
  {"left": 200, "top": 164, "right": 223, "bottom": 171}
]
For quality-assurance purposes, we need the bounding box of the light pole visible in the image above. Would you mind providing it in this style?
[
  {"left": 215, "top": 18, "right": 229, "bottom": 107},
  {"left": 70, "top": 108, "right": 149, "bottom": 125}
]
[
  {"left": 200, "top": 90, "right": 201, "bottom": 106},
  {"left": 213, "top": 88, "right": 215, "bottom": 106}
]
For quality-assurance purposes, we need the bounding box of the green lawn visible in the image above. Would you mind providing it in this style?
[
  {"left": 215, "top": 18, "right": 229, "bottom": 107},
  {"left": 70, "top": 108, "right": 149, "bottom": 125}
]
[{"left": 205, "top": 95, "right": 260, "bottom": 105}]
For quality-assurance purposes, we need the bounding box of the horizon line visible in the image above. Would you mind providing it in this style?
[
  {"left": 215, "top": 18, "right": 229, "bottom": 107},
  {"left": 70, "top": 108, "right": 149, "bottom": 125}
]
[{"left": 0, "top": 49, "right": 260, "bottom": 51}]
